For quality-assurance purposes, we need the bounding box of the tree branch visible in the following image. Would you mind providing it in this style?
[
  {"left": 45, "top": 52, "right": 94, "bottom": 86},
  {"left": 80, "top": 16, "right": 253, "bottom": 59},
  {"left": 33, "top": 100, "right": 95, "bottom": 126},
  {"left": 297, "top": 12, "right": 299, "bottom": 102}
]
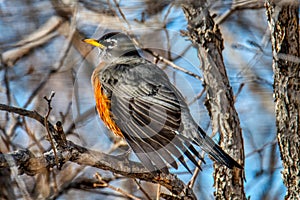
[
  {"left": 266, "top": 1, "right": 300, "bottom": 198},
  {"left": 0, "top": 103, "right": 195, "bottom": 199},
  {"left": 181, "top": 1, "right": 245, "bottom": 199}
]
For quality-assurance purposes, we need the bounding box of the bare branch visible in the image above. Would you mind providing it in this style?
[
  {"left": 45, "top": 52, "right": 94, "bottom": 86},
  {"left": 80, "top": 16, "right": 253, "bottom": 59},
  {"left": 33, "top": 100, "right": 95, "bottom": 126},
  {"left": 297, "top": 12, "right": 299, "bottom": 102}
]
[
  {"left": 2, "top": 16, "right": 63, "bottom": 67},
  {"left": 143, "top": 48, "right": 203, "bottom": 81},
  {"left": 43, "top": 92, "right": 59, "bottom": 168},
  {"left": 94, "top": 173, "right": 142, "bottom": 200},
  {"left": 133, "top": 179, "right": 152, "bottom": 200},
  {"left": 182, "top": 1, "right": 245, "bottom": 199},
  {"left": 0, "top": 103, "right": 196, "bottom": 199}
]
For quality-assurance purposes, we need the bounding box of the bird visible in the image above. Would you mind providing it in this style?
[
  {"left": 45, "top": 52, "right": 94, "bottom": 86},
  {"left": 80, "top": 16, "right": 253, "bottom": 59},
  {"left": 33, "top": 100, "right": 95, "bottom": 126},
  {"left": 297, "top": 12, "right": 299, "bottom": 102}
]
[{"left": 83, "top": 32, "right": 242, "bottom": 174}]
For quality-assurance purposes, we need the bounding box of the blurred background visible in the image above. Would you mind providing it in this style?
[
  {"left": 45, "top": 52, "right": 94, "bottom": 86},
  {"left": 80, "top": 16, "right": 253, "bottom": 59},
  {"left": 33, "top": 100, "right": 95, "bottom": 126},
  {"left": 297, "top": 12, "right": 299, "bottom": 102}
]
[{"left": 0, "top": 0, "right": 284, "bottom": 199}]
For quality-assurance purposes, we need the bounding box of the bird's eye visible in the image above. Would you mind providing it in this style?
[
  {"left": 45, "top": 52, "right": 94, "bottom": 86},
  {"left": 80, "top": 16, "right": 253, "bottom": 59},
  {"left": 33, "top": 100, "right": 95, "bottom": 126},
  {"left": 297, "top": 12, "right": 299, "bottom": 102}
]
[{"left": 105, "top": 38, "right": 117, "bottom": 49}]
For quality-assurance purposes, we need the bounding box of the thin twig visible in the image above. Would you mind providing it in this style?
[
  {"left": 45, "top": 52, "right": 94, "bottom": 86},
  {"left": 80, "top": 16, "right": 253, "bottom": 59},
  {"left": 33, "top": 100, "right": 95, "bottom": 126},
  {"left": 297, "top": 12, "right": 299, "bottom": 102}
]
[
  {"left": 162, "top": 3, "right": 174, "bottom": 25},
  {"left": 246, "top": 139, "right": 278, "bottom": 158},
  {"left": 52, "top": 170, "right": 59, "bottom": 195},
  {"left": 94, "top": 173, "right": 142, "bottom": 200},
  {"left": 43, "top": 91, "right": 59, "bottom": 168},
  {"left": 23, "top": 71, "right": 52, "bottom": 108},
  {"left": 2, "top": 32, "right": 58, "bottom": 67},
  {"left": 59, "top": 102, "right": 72, "bottom": 124},
  {"left": 187, "top": 151, "right": 205, "bottom": 189},
  {"left": 134, "top": 179, "right": 152, "bottom": 200},
  {"left": 216, "top": 0, "right": 264, "bottom": 24},
  {"left": 22, "top": 117, "right": 45, "bottom": 152},
  {"left": 53, "top": 2, "right": 77, "bottom": 71},
  {"left": 143, "top": 48, "right": 203, "bottom": 81},
  {"left": 188, "top": 88, "right": 205, "bottom": 106},
  {"left": 171, "top": 44, "right": 193, "bottom": 61},
  {"left": 156, "top": 184, "right": 161, "bottom": 200},
  {"left": 112, "top": 0, "right": 132, "bottom": 30},
  {"left": 162, "top": 4, "right": 174, "bottom": 62},
  {"left": 4, "top": 66, "right": 11, "bottom": 106},
  {"left": 234, "top": 83, "right": 245, "bottom": 103}
]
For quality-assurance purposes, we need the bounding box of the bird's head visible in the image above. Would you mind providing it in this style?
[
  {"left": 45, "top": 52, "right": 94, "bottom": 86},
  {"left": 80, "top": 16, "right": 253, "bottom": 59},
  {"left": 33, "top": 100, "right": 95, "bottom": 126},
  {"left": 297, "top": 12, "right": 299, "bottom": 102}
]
[{"left": 83, "top": 32, "right": 140, "bottom": 60}]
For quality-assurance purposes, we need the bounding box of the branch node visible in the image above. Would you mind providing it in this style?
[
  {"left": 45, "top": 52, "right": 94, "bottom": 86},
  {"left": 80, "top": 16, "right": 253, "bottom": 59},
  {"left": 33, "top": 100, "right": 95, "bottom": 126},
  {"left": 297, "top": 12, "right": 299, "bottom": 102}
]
[{"left": 55, "top": 121, "right": 67, "bottom": 147}]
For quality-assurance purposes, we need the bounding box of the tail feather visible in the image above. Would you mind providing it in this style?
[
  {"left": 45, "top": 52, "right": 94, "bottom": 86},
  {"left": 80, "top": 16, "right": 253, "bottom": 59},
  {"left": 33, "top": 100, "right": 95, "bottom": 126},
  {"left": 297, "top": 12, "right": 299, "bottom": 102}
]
[{"left": 196, "top": 126, "right": 243, "bottom": 169}]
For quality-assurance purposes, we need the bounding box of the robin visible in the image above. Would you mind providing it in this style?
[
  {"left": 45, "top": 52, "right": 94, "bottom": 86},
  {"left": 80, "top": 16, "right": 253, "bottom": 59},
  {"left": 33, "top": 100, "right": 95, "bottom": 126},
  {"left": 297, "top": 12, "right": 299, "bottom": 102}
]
[{"left": 83, "top": 32, "right": 242, "bottom": 173}]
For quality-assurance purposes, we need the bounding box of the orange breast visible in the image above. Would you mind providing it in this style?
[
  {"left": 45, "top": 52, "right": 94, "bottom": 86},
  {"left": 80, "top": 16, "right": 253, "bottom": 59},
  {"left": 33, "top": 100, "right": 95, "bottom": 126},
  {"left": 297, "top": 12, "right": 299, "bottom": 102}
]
[{"left": 93, "top": 77, "right": 123, "bottom": 138}]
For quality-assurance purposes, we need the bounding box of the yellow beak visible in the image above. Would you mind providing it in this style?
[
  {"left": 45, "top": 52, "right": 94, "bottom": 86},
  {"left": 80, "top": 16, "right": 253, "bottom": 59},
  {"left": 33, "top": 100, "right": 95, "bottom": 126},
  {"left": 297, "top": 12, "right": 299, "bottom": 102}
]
[{"left": 83, "top": 38, "right": 106, "bottom": 49}]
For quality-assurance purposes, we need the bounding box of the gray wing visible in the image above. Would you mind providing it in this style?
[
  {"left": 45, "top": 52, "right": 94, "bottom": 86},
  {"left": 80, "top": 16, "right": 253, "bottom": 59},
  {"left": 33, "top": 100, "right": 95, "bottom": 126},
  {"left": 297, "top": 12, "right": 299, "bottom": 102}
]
[{"left": 106, "top": 63, "right": 203, "bottom": 173}]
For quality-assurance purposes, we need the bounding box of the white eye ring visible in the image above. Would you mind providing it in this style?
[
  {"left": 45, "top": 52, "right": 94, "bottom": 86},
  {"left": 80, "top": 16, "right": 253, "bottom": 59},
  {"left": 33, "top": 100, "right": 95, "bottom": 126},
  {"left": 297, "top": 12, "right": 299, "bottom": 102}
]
[{"left": 106, "top": 38, "right": 117, "bottom": 49}]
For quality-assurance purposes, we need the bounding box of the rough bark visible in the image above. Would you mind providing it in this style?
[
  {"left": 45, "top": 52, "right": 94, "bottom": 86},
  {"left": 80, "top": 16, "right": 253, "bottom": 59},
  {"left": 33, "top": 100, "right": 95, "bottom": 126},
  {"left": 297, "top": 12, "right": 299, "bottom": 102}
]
[
  {"left": 266, "top": 1, "right": 300, "bottom": 199},
  {"left": 182, "top": 1, "right": 245, "bottom": 199},
  {"left": 0, "top": 103, "right": 196, "bottom": 199}
]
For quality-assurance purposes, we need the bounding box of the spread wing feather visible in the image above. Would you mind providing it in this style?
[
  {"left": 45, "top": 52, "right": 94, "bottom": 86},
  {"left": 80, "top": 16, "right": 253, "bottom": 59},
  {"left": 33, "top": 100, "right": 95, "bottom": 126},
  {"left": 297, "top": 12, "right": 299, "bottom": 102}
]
[
  {"left": 112, "top": 95, "right": 177, "bottom": 173},
  {"left": 108, "top": 72, "right": 198, "bottom": 173},
  {"left": 97, "top": 60, "right": 242, "bottom": 171}
]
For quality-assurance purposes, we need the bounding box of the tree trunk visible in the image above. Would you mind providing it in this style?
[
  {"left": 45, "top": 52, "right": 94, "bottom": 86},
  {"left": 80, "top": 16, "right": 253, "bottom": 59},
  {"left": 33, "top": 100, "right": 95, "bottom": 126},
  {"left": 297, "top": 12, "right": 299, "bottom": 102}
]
[
  {"left": 266, "top": 1, "right": 300, "bottom": 199},
  {"left": 182, "top": 1, "right": 246, "bottom": 199}
]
